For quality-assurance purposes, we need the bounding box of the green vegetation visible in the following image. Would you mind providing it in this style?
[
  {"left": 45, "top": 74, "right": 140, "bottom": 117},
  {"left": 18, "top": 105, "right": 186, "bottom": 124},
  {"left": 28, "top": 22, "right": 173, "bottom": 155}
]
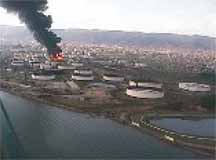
[
  {"left": 201, "top": 94, "right": 216, "bottom": 111},
  {"left": 198, "top": 72, "right": 215, "bottom": 84}
]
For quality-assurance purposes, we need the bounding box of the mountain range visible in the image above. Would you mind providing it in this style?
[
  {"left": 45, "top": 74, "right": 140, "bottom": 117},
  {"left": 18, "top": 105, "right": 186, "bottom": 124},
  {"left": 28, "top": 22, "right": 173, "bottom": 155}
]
[{"left": 1, "top": 25, "right": 215, "bottom": 50}]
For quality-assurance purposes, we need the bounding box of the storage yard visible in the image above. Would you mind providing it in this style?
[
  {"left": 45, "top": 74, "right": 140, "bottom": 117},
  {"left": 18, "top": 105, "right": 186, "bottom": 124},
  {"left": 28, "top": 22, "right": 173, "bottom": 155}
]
[{"left": 0, "top": 44, "right": 215, "bottom": 114}]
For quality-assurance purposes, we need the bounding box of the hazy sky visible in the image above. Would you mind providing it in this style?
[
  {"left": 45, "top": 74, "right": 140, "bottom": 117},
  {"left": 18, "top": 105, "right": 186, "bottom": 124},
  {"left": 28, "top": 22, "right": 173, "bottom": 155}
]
[{"left": 0, "top": 0, "right": 215, "bottom": 36}]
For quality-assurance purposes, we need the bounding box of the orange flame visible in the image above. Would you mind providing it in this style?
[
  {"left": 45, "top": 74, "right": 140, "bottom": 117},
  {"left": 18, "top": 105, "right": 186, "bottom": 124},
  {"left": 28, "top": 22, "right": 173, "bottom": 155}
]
[{"left": 50, "top": 53, "right": 64, "bottom": 62}]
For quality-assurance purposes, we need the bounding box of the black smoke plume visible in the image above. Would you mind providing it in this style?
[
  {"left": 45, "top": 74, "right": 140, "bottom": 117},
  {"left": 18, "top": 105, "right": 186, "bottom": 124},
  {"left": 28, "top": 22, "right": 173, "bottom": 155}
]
[{"left": 0, "top": 0, "right": 62, "bottom": 55}]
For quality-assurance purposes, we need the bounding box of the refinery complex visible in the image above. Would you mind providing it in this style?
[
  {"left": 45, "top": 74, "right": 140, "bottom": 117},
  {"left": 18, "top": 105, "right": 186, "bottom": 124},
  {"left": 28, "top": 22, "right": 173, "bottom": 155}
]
[{"left": 0, "top": 42, "right": 215, "bottom": 114}]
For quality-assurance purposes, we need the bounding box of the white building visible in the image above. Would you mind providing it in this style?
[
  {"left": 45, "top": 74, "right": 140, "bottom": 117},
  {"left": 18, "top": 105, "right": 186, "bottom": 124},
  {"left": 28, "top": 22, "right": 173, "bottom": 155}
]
[{"left": 179, "top": 82, "right": 211, "bottom": 92}]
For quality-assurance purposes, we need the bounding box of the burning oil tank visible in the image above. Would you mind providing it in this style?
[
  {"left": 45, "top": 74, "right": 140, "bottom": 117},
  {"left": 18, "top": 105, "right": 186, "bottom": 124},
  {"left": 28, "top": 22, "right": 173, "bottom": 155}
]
[{"left": 49, "top": 50, "right": 64, "bottom": 62}]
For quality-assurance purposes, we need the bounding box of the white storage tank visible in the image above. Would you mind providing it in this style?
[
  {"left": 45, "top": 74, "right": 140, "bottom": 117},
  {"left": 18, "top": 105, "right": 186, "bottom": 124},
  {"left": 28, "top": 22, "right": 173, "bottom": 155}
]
[
  {"left": 30, "top": 61, "right": 40, "bottom": 68},
  {"left": 66, "top": 81, "right": 80, "bottom": 90},
  {"left": 87, "top": 83, "right": 117, "bottom": 90},
  {"left": 74, "top": 69, "right": 93, "bottom": 75},
  {"left": 134, "top": 63, "right": 147, "bottom": 68},
  {"left": 129, "top": 80, "right": 137, "bottom": 87},
  {"left": 129, "top": 80, "right": 162, "bottom": 89},
  {"left": 126, "top": 87, "right": 164, "bottom": 99},
  {"left": 71, "top": 62, "right": 83, "bottom": 67},
  {"left": 71, "top": 74, "right": 94, "bottom": 81},
  {"left": 179, "top": 82, "right": 211, "bottom": 92},
  {"left": 11, "top": 60, "right": 24, "bottom": 66},
  {"left": 103, "top": 74, "right": 124, "bottom": 82},
  {"left": 31, "top": 74, "right": 55, "bottom": 81},
  {"left": 57, "top": 65, "right": 75, "bottom": 70},
  {"left": 40, "top": 63, "right": 52, "bottom": 70}
]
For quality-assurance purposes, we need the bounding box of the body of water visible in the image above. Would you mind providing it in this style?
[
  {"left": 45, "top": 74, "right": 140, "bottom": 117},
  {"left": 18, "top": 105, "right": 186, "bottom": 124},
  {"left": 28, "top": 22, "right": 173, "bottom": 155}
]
[
  {"left": 0, "top": 91, "right": 202, "bottom": 159},
  {"left": 151, "top": 118, "right": 216, "bottom": 137}
]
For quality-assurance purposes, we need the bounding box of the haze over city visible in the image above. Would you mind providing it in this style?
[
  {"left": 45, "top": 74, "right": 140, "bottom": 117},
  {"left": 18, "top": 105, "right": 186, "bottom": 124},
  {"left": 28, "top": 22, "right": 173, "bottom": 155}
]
[{"left": 0, "top": 0, "right": 215, "bottom": 37}]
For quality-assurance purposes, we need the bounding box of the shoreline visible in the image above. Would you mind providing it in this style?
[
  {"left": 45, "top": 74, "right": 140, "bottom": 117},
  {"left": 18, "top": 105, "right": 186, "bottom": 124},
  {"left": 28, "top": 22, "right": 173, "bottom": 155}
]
[
  {"left": 1, "top": 86, "right": 215, "bottom": 119},
  {"left": 0, "top": 79, "right": 215, "bottom": 118}
]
